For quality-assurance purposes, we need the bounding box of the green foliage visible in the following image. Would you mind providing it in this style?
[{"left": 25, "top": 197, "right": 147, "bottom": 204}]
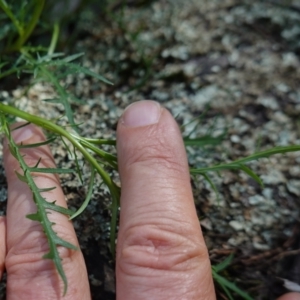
[
  {"left": 0, "top": 0, "right": 45, "bottom": 53},
  {"left": 0, "top": 115, "right": 77, "bottom": 296},
  {"left": 212, "top": 255, "right": 254, "bottom": 300},
  {"left": 190, "top": 145, "right": 300, "bottom": 188}
]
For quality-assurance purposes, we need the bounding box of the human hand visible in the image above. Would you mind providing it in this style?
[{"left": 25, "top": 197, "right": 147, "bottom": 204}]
[{"left": 0, "top": 100, "right": 297, "bottom": 299}]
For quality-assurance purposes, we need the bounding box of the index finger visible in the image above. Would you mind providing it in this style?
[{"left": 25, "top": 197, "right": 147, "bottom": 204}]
[{"left": 116, "top": 101, "right": 216, "bottom": 299}]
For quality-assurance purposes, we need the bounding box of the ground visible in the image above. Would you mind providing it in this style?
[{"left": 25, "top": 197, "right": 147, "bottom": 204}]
[{"left": 1, "top": 0, "right": 300, "bottom": 299}]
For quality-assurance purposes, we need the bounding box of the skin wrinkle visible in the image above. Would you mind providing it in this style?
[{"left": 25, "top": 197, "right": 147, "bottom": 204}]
[
  {"left": 120, "top": 121, "right": 187, "bottom": 177},
  {"left": 119, "top": 220, "right": 209, "bottom": 273},
  {"left": 118, "top": 260, "right": 213, "bottom": 300},
  {"left": 123, "top": 149, "right": 186, "bottom": 181},
  {"left": 120, "top": 211, "right": 201, "bottom": 248}
]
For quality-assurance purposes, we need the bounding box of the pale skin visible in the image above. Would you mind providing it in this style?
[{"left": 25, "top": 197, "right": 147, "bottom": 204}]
[{"left": 0, "top": 100, "right": 298, "bottom": 299}]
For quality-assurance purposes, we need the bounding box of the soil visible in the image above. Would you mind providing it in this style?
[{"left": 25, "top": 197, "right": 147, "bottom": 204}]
[{"left": 1, "top": 0, "right": 300, "bottom": 299}]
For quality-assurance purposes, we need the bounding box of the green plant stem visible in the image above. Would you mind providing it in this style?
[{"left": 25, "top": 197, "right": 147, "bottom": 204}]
[
  {"left": 0, "top": 0, "right": 23, "bottom": 35},
  {"left": 84, "top": 137, "right": 116, "bottom": 146},
  {"left": 11, "top": 0, "right": 45, "bottom": 51},
  {"left": 190, "top": 145, "right": 300, "bottom": 174},
  {"left": 48, "top": 22, "right": 60, "bottom": 56},
  {"left": 0, "top": 102, "right": 120, "bottom": 253},
  {"left": 0, "top": 66, "right": 20, "bottom": 79},
  {"left": 75, "top": 137, "right": 118, "bottom": 170}
]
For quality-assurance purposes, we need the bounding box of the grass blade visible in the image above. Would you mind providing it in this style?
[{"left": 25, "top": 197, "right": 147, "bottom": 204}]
[
  {"left": 212, "top": 254, "right": 234, "bottom": 273},
  {"left": 212, "top": 270, "right": 254, "bottom": 300},
  {"left": 69, "top": 168, "right": 95, "bottom": 220}
]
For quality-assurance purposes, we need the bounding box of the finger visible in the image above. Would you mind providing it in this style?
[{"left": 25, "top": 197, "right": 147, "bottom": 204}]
[
  {"left": 116, "top": 101, "right": 215, "bottom": 299},
  {"left": 0, "top": 216, "right": 6, "bottom": 280},
  {"left": 3, "top": 124, "right": 90, "bottom": 299},
  {"left": 277, "top": 293, "right": 300, "bottom": 300}
]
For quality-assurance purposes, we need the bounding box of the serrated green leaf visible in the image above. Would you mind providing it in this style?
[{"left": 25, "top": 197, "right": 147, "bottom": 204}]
[
  {"left": 38, "top": 66, "right": 78, "bottom": 132},
  {"left": 46, "top": 60, "right": 113, "bottom": 85},
  {"left": 2, "top": 119, "right": 77, "bottom": 296}
]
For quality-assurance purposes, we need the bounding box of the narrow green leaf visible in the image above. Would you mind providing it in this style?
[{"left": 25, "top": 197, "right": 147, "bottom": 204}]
[
  {"left": 28, "top": 167, "right": 74, "bottom": 174},
  {"left": 73, "top": 146, "right": 83, "bottom": 184},
  {"left": 221, "top": 284, "right": 235, "bottom": 300},
  {"left": 70, "top": 168, "right": 95, "bottom": 220},
  {"left": 184, "top": 134, "right": 225, "bottom": 147},
  {"left": 212, "top": 254, "right": 234, "bottom": 273},
  {"left": 38, "top": 186, "right": 56, "bottom": 192},
  {"left": 212, "top": 271, "right": 254, "bottom": 300},
  {"left": 42, "top": 98, "right": 62, "bottom": 103},
  {"left": 62, "top": 52, "right": 85, "bottom": 62},
  {"left": 11, "top": 122, "right": 31, "bottom": 132},
  {"left": 44, "top": 201, "right": 75, "bottom": 216},
  {"left": 0, "top": 61, "right": 8, "bottom": 69},
  {"left": 33, "top": 157, "right": 42, "bottom": 168},
  {"left": 61, "top": 136, "right": 72, "bottom": 156},
  {"left": 190, "top": 145, "right": 300, "bottom": 175},
  {"left": 239, "top": 164, "right": 264, "bottom": 187},
  {"left": 54, "top": 236, "right": 78, "bottom": 250},
  {"left": 18, "top": 137, "right": 57, "bottom": 148},
  {"left": 201, "top": 172, "right": 220, "bottom": 203}
]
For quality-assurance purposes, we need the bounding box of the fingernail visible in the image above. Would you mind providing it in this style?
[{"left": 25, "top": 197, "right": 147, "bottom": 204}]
[
  {"left": 121, "top": 100, "right": 161, "bottom": 128},
  {"left": 12, "top": 125, "right": 34, "bottom": 143}
]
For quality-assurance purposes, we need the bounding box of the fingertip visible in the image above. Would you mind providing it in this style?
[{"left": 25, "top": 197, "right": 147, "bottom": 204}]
[
  {"left": 120, "top": 100, "right": 162, "bottom": 128},
  {"left": 277, "top": 293, "right": 300, "bottom": 300}
]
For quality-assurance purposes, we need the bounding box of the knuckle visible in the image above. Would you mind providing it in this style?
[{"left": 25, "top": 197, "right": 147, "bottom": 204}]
[{"left": 118, "top": 222, "right": 208, "bottom": 276}]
